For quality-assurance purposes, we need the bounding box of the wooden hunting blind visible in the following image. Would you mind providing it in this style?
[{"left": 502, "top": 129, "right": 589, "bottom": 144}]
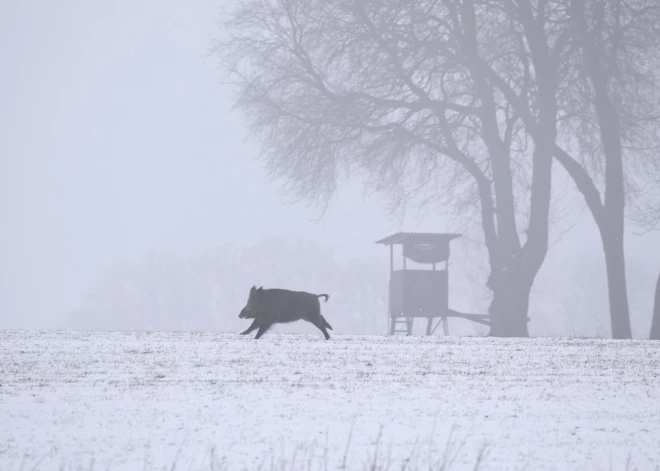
[{"left": 376, "top": 232, "right": 462, "bottom": 336}]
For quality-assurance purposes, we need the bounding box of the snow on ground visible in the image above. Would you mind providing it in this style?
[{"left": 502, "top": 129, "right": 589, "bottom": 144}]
[{"left": 0, "top": 330, "right": 659, "bottom": 470}]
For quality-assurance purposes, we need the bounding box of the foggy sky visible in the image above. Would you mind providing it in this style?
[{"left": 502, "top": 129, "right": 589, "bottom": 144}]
[
  {"left": 0, "top": 0, "right": 419, "bottom": 328},
  {"left": 1, "top": 1, "right": 658, "bottom": 331}
]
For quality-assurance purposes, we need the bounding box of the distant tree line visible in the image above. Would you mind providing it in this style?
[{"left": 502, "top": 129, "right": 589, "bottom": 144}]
[
  {"left": 215, "top": 0, "right": 660, "bottom": 338},
  {"left": 65, "top": 236, "right": 387, "bottom": 334}
]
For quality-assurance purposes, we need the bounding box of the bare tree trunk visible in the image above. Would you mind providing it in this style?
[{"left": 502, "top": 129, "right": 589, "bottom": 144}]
[
  {"left": 485, "top": 147, "right": 532, "bottom": 337},
  {"left": 488, "top": 259, "right": 530, "bottom": 337},
  {"left": 487, "top": 129, "right": 553, "bottom": 338},
  {"left": 589, "top": 68, "right": 631, "bottom": 339},
  {"left": 479, "top": 1, "right": 556, "bottom": 338},
  {"left": 600, "top": 224, "right": 632, "bottom": 339},
  {"left": 488, "top": 295, "right": 530, "bottom": 337},
  {"left": 570, "top": 0, "right": 632, "bottom": 339},
  {"left": 651, "top": 271, "right": 660, "bottom": 340},
  {"left": 459, "top": 0, "right": 547, "bottom": 337}
]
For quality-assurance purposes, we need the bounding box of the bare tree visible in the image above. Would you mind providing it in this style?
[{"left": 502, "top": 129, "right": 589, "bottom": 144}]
[
  {"left": 652, "top": 271, "right": 660, "bottom": 340},
  {"left": 471, "top": 0, "right": 660, "bottom": 338},
  {"left": 560, "top": 0, "right": 659, "bottom": 338},
  {"left": 215, "top": 0, "right": 559, "bottom": 336}
]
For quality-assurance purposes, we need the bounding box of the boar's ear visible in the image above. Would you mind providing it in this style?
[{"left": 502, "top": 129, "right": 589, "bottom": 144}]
[
  {"left": 258, "top": 286, "right": 263, "bottom": 291},
  {"left": 250, "top": 285, "right": 256, "bottom": 294}
]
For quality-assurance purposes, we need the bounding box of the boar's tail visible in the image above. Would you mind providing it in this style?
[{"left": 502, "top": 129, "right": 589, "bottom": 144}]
[{"left": 317, "top": 294, "right": 330, "bottom": 302}]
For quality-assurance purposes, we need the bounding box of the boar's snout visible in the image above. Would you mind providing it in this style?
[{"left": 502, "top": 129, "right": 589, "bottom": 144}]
[{"left": 239, "top": 307, "right": 257, "bottom": 319}]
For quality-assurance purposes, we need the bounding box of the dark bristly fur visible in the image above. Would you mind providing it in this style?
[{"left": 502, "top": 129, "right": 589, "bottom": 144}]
[{"left": 238, "top": 286, "right": 333, "bottom": 339}]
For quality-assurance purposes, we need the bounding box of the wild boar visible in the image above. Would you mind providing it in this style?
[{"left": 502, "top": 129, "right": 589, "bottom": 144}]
[{"left": 238, "top": 285, "right": 333, "bottom": 339}]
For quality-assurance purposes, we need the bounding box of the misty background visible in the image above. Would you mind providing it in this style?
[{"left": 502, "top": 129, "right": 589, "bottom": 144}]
[{"left": 2, "top": 1, "right": 658, "bottom": 337}]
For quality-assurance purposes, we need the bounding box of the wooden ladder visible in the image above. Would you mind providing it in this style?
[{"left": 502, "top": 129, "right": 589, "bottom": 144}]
[{"left": 390, "top": 317, "right": 413, "bottom": 335}]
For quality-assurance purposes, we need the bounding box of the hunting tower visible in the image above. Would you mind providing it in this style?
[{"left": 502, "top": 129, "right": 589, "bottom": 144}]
[{"left": 376, "top": 232, "right": 461, "bottom": 336}]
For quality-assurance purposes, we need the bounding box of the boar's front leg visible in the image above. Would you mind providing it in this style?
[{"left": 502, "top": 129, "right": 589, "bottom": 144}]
[
  {"left": 254, "top": 321, "right": 274, "bottom": 339},
  {"left": 240, "top": 318, "right": 260, "bottom": 335}
]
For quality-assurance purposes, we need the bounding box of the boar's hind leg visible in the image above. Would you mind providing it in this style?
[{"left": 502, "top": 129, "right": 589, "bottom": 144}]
[
  {"left": 312, "top": 318, "right": 331, "bottom": 340},
  {"left": 240, "top": 319, "right": 260, "bottom": 335},
  {"left": 322, "top": 316, "right": 333, "bottom": 331},
  {"left": 254, "top": 322, "right": 274, "bottom": 339}
]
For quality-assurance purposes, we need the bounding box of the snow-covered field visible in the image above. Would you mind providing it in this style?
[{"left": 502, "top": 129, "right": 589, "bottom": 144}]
[{"left": 1, "top": 330, "right": 659, "bottom": 470}]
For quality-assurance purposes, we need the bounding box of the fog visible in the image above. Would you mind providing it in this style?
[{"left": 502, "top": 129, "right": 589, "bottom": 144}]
[{"left": 1, "top": 1, "right": 658, "bottom": 336}]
